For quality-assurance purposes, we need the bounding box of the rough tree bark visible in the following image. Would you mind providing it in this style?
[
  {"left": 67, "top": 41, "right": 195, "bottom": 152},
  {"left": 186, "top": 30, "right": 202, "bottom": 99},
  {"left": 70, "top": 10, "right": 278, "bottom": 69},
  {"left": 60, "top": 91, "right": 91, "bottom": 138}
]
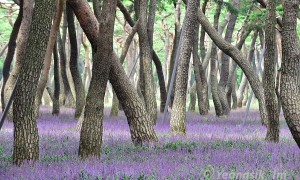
[
  {"left": 13, "top": 0, "right": 55, "bottom": 165},
  {"left": 34, "top": 0, "right": 63, "bottom": 118},
  {"left": 280, "top": 0, "right": 300, "bottom": 148},
  {"left": 264, "top": 0, "right": 279, "bottom": 142},
  {"left": 66, "top": 4, "right": 85, "bottom": 119},
  {"left": 170, "top": 0, "right": 199, "bottom": 135},
  {"left": 188, "top": 82, "right": 196, "bottom": 112}
]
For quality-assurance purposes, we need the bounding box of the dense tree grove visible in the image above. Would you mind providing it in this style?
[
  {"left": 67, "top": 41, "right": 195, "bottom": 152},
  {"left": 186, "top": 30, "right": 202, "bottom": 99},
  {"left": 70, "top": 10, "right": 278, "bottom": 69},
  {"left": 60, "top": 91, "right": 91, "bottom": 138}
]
[{"left": 0, "top": 0, "right": 299, "bottom": 169}]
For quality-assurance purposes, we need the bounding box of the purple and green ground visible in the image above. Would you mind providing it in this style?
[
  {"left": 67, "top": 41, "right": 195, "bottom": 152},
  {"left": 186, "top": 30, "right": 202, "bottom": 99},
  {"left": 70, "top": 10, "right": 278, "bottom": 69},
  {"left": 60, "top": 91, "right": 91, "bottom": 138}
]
[{"left": 0, "top": 106, "right": 299, "bottom": 179}]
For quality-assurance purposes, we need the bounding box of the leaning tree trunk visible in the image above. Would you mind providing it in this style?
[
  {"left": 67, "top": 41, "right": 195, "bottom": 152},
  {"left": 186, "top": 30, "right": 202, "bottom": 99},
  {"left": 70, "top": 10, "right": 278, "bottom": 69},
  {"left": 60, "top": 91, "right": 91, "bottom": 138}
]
[
  {"left": 68, "top": 0, "right": 158, "bottom": 145},
  {"left": 280, "top": 0, "right": 300, "bottom": 148},
  {"left": 4, "top": 0, "right": 33, "bottom": 122},
  {"left": 264, "top": 0, "right": 279, "bottom": 142},
  {"left": 135, "top": 0, "right": 157, "bottom": 124},
  {"left": 13, "top": 0, "right": 55, "bottom": 165},
  {"left": 170, "top": 0, "right": 199, "bottom": 135},
  {"left": 66, "top": 4, "right": 85, "bottom": 119},
  {"left": 210, "top": 0, "right": 223, "bottom": 116},
  {"left": 197, "top": 6, "right": 268, "bottom": 125},
  {"left": 1, "top": 0, "right": 23, "bottom": 112},
  {"left": 218, "top": 0, "right": 240, "bottom": 115},
  {"left": 78, "top": 0, "right": 116, "bottom": 159}
]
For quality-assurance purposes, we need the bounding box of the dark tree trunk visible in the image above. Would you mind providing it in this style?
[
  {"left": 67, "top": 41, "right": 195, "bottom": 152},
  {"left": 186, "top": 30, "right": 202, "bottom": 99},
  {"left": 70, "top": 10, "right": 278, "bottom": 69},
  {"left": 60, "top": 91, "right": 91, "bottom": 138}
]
[
  {"left": 78, "top": 0, "right": 117, "bottom": 159},
  {"left": 57, "top": 30, "right": 75, "bottom": 107},
  {"left": 264, "top": 0, "right": 279, "bottom": 142},
  {"left": 1, "top": 0, "right": 23, "bottom": 112},
  {"left": 52, "top": 41, "right": 60, "bottom": 115},
  {"left": 13, "top": 0, "right": 55, "bottom": 165},
  {"left": 280, "top": 0, "right": 300, "bottom": 147},
  {"left": 170, "top": 0, "right": 199, "bottom": 135},
  {"left": 34, "top": 0, "right": 63, "bottom": 118},
  {"left": 210, "top": 0, "right": 224, "bottom": 116},
  {"left": 193, "top": 23, "right": 208, "bottom": 115},
  {"left": 168, "top": 0, "right": 182, "bottom": 108},
  {"left": 66, "top": 4, "right": 85, "bottom": 119},
  {"left": 188, "top": 82, "right": 196, "bottom": 112},
  {"left": 109, "top": 90, "right": 119, "bottom": 116}
]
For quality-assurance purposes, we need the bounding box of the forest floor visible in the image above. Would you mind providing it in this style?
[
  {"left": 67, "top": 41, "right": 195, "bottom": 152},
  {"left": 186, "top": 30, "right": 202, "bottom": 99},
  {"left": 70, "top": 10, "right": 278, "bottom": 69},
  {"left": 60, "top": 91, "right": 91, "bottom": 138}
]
[{"left": 0, "top": 106, "right": 299, "bottom": 179}]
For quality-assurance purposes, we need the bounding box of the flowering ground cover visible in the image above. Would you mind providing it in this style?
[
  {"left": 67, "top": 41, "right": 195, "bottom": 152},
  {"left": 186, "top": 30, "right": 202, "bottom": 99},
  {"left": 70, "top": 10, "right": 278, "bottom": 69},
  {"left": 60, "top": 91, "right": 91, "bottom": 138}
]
[{"left": 0, "top": 106, "right": 299, "bottom": 179}]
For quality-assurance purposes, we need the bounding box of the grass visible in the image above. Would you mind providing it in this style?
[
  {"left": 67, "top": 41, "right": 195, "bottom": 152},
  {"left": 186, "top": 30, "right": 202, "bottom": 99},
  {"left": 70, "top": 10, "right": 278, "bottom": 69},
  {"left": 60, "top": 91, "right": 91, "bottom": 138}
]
[{"left": 0, "top": 105, "right": 299, "bottom": 179}]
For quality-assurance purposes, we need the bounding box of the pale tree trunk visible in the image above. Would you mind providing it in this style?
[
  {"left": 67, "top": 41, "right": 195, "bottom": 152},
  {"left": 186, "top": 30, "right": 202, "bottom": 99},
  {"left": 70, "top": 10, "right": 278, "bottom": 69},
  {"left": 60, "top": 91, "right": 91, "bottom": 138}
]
[
  {"left": 82, "top": 34, "right": 92, "bottom": 92},
  {"left": 109, "top": 90, "right": 119, "bottom": 116},
  {"left": 210, "top": 0, "right": 223, "bottom": 116},
  {"left": 1, "top": 0, "right": 23, "bottom": 112},
  {"left": 170, "top": 0, "right": 199, "bottom": 135},
  {"left": 78, "top": 0, "right": 117, "bottom": 159},
  {"left": 70, "top": 0, "right": 158, "bottom": 146},
  {"left": 34, "top": 0, "right": 63, "bottom": 118},
  {"left": 4, "top": 0, "right": 33, "bottom": 121},
  {"left": 280, "top": 0, "right": 300, "bottom": 147},
  {"left": 66, "top": 4, "right": 85, "bottom": 119},
  {"left": 218, "top": 0, "right": 240, "bottom": 115},
  {"left": 242, "top": 84, "right": 248, "bottom": 106},
  {"left": 13, "top": 0, "right": 55, "bottom": 165}
]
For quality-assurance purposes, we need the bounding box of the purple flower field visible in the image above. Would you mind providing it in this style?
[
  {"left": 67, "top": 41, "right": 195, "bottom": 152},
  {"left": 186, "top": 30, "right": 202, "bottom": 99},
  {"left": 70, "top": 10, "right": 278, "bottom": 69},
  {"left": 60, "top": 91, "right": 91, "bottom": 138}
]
[{"left": 0, "top": 106, "right": 299, "bottom": 179}]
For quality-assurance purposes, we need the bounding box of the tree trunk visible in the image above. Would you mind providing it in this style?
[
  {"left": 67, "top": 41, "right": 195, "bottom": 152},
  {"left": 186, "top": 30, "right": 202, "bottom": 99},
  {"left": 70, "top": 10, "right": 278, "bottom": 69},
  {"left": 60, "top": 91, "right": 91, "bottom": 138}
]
[
  {"left": 69, "top": 0, "right": 158, "bottom": 145},
  {"left": 110, "top": 89, "right": 119, "bottom": 116},
  {"left": 52, "top": 42, "right": 60, "bottom": 115},
  {"left": 4, "top": 0, "right": 33, "bottom": 121},
  {"left": 280, "top": 0, "right": 300, "bottom": 147},
  {"left": 193, "top": 23, "right": 208, "bottom": 115},
  {"left": 13, "top": 0, "right": 55, "bottom": 165},
  {"left": 264, "top": 0, "right": 279, "bottom": 142},
  {"left": 167, "top": 0, "right": 182, "bottom": 108},
  {"left": 210, "top": 0, "right": 223, "bottom": 116},
  {"left": 34, "top": 0, "right": 63, "bottom": 118},
  {"left": 237, "top": 30, "right": 258, "bottom": 107},
  {"left": 135, "top": 0, "right": 157, "bottom": 124},
  {"left": 242, "top": 84, "right": 248, "bottom": 106},
  {"left": 218, "top": 0, "right": 240, "bottom": 115},
  {"left": 57, "top": 31, "right": 75, "bottom": 107},
  {"left": 197, "top": 7, "right": 268, "bottom": 125},
  {"left": 1, "top": 0, "right": 23, "bottom": 112},
  {"left": 66, "top": 4, "right": 85, "bottom": 119},
  {"left": 78, "top": 0, "right": 117, "bottom": 159},
  {"left": 188, "top": 82, "right": 196, "bottom": 112},
  {"left": 170, "top": 0, "right": 199, "bottom": 135}
]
